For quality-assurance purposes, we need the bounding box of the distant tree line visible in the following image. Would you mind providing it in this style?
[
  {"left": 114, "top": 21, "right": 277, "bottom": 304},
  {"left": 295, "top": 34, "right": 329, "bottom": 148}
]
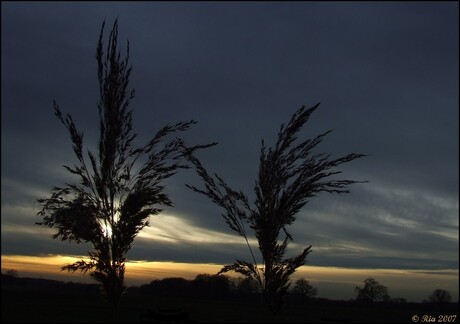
[
  {"left": 354, "top": 278, "right": 455, "bottom": 308},
  {"left": 125, "top": 275, "right": 457, "bottom": 310},
  {"left": 125, "top": 274, "right": 321, "bottom": 303},
  {"left": 1, "top": 272, "right": 99, "bottom": 294},
  {"left": 129, "top": 274, "right": 261, "bottom": 300},
  {"left": 2, "top": 271, "right": 455, "bottom": 309}
]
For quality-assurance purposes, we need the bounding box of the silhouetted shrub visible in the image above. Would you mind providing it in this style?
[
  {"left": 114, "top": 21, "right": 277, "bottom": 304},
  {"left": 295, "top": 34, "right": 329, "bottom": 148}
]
[
  {"left": 192, "top": 274, "right": 231, "bottom": 298},
  {"left": 429, "top": 289, "right": 452, "bottom": 304},
  {"left": 355, "top": 278, "right": 389, "bottom": 303}
]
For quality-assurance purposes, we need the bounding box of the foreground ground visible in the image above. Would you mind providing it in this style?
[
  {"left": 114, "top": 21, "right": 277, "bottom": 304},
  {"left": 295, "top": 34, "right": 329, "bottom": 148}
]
[{"left": 1, "top": 276, "right": 458, "bottom": 323}]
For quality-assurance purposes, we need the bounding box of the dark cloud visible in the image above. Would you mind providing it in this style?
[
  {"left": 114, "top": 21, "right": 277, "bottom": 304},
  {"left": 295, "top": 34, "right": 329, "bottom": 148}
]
[{"left": 1, "top": 0, "right": 458, "bottom": 285}]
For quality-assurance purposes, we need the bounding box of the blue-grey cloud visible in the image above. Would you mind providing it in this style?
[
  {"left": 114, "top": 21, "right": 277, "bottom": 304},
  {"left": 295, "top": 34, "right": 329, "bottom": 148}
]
[{"left": 1, "top": 1, "right": 458, "bottom": 286}]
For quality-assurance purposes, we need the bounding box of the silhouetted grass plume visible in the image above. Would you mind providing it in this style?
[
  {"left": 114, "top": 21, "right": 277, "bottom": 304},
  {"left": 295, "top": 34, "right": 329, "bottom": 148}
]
[
  {"left": 185, "top": 103, "right": 367, "bottom": 314},
  {"left": 36, "top": 19, "right": 216, "bottom": 320}
]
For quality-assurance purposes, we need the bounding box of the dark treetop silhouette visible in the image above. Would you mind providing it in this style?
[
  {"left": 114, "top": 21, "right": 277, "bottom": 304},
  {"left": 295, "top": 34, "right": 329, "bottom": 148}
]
[
  {"left": 36, "top": 19, "right": 216, "bottom": 319},
  {"left": 292, "top": 278, "right": 318, "bottom": 299},
  {"left": 186, "top": 103, "right": 366, "bottom": 314},
  {"left": 355, "top": 278, "right": 389, "bottom": 302},
  {"left": 429, "top": 289, "right": 452, "bottom": 304}
]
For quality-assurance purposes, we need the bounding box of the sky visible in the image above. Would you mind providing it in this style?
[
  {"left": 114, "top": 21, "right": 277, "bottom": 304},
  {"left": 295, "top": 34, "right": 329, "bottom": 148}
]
[{"left": 1, "top": 2, "right": 458, "bottom": 302}]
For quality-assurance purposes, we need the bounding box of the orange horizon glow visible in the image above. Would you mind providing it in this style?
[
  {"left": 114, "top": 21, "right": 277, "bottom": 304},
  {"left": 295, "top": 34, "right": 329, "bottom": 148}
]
[
  {"left": 1, "top": 254, "right": 226, "bottom": 283},
  {"left": 2, "top": 254, "right": 458, "bottom": 302}
]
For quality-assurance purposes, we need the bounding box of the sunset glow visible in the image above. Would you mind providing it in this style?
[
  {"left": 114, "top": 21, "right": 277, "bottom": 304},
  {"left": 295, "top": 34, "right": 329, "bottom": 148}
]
[{"left": 2, "top": 254, "right": 457, "bottom": 302}]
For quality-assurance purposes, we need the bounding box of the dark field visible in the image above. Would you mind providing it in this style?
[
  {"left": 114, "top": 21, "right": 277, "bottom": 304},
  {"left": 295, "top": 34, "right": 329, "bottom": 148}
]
[{"left": 2, "top": 275, "right": 458, "bottom": 323}]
